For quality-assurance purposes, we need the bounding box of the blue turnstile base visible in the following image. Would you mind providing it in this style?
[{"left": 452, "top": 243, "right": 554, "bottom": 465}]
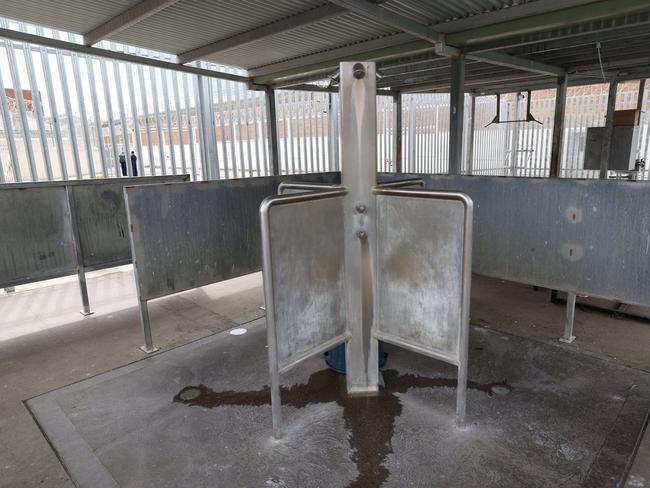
[{"left": 324, "top": 342, "right": 387, "bottom": 374}]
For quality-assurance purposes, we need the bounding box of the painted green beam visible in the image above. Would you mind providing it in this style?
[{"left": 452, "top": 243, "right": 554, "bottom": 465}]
[
  {"left": 253, "top": 40, "right": 433, "bottom": 85},
  {"left": 252, "top": 0, "right": 650, "bottom": 85},
  {"left": 447, "top": 0, "right": 650, "bottom": 46}
]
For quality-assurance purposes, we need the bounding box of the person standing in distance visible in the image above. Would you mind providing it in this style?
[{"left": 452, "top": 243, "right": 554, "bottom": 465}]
[
  {"left": 119, "top": 151, "right": 127, "bottom": 176},
  {"left": 130, "top": 151, "right": 138, "bottom": 176}
]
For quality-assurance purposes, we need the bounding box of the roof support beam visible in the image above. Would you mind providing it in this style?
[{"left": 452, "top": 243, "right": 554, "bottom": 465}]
[
  {"left": 0, "top": 27, "right": 249, "bottom": 83},
  {"left": 327, "top": 0, "right": 456, "bottom": 55},
  {"left": 327, "top": 0, "right": 564, "bottom": 77},
  {"left": 447, "top": 0, "right": 650, "bottom": 46},
  {"left": 251, "top": 0, "right": 649, "bottom": 85},
  {"left": 177, "top": 4, "right": 347, "bottom": 64},
  {"left": 467, "top": 51, "right": 565, "bottom": 77},
  {"left": 83, "top": 0, "right": 181, "bottom": 46},
  {"left": 468, "top": 11, "right": 650, "bottom": 54}
]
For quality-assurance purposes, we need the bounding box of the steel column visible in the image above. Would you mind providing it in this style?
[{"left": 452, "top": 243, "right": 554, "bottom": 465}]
[
  {"left": 449, "top": 55, "right": 465, "bottom": 175},
  {"left": 509, "top": 92, "right": 522, "bottom": 176},
  {"left": 599, "top": 80, "right": 618, "bottom": 179},
  {"left": 197, "top": 75, "right": 219, "bottom": 179},
  {"left": 549, "top": 76, "right": 567, "bottom": 177},
  {"left": 636, "top": 79, "right": 646, "bottom": 161},
  {"left": 265, "top": 87, "right": 280, "bottom": 176},
  {"left": 340, "top": 61, "right": 379, "bottom": 394}
]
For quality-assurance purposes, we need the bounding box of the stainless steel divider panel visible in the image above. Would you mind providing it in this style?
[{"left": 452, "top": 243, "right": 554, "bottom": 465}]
[
  {"left": 375, "top": 193, "right": 466, "bottom": 362},
  {"left": 71, "top": 176, "right": 189, "bottom": 269},
  {"left": 125, "top": 173, "right": 340, "bottom": 302},
  {"left": 263, "top": 192, "right": 347, "bottom": 373},
  {"left": 412, "top": 175, "right": 650, "bottom": 307},
  {"left": 0, "top": 186, "right": 77, "bottom": 287}
]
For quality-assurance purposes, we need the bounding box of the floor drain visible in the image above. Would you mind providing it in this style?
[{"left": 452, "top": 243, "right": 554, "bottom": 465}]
[
  {"left": 490, "top": 385, "right": 511, "bottom": 396},
  {"left": 179, "top": 388, "right": 201, "bottom": 401}
]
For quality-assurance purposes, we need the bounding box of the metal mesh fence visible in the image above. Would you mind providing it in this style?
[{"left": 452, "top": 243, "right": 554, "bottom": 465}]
[{"left": 1, "top": 17, "right": 649, "bottom": 183}]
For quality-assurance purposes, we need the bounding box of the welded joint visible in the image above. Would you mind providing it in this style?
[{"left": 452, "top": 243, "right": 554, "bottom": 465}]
[{"left": 435, "top": 40, "right": 461, "bottom": 57}]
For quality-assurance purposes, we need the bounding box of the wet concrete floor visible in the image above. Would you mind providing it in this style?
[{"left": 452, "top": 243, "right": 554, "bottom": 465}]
[{"left": 28, "top": 320, "right": 650, "bottom": 488}]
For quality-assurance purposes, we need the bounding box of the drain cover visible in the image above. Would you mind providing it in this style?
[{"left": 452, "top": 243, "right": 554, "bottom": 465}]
[
  {"left": 491, "top": 385, "right": 511, "bottom": 395},
  {"left": 179, "top": 388, "right": 201, "bottom": 401}
]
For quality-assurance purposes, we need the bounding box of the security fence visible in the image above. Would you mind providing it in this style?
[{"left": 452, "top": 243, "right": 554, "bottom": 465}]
[{"left": 1, "top": 17, "right": 650, "bottom": 183}]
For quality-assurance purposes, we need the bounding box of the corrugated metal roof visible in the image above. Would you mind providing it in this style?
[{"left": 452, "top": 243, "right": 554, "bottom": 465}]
[
  {"left": 113, "top": 0, "right": 325, "bottom": 56},
  {"left": 0, "top": 0, "right": 138, "bottom": 35},
  {"left": 208, "top": 12, "right": 403, "bottom": 69},
  {"left": 2, "top": 0, "right": 650, "bottom": 94},
  {"left": 382, "top": 0, "right": 528, "bottom": 25}
]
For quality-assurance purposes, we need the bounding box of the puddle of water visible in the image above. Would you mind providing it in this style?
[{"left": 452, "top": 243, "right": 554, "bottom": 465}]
[{"left": 173, "top": 369, "right": 510, "bottom": 488}]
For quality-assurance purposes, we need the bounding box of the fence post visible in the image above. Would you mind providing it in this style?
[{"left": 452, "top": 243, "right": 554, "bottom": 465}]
[
  {"left": 393, "top": 92, "right": 402, "bottom": 173},
  {"left": 549, "top": 76, "right": 568, "bottom": 177},
  {"left": 265, "top": 87, "right": 280, "bottom": 176},
  {"left": 408, "top": 96, "right": 416, "bottom": 171},
  {"left": 599, "top": 80, "right": 618, "bottom": 179},
  {"left": 197, "top": 75, "right": 219, "bottom": 179},
  {"left": 449, "top": 54, "right": 465, "bottom": 175},
  {"left": 466, "top": 93, "right": 476, "bottom": 175},
  {"left": 328, "top": 94, "right": 340, "bottom": 170}
]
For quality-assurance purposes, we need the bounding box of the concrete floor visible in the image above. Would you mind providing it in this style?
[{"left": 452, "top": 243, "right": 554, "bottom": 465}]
[{"left": 1, "top": 268, "right": 649, "bottom": 487}]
